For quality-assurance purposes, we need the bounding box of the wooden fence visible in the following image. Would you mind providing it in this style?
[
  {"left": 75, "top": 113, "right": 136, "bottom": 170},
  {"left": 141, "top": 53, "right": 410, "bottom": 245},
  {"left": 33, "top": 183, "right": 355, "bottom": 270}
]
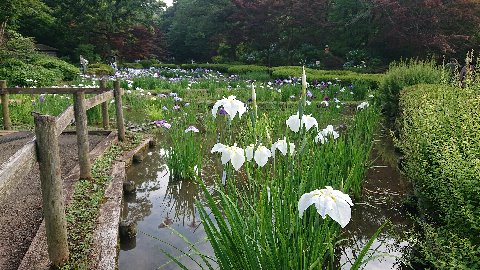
[{"left": 0, "top": 79, "right": 125, "bottom": 266}]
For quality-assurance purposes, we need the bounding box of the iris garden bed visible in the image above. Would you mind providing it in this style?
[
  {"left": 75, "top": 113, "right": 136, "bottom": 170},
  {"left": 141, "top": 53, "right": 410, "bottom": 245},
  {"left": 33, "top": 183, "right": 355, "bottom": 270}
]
[{"left": 2, "top": 66, "right": 386, "bottom": 269}]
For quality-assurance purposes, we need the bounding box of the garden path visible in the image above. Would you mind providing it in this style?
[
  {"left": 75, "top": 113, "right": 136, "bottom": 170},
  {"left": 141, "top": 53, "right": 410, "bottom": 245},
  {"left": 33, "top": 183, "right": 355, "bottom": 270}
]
[{"left": 0, "top": 132, "right": 106, "bottom": 270}]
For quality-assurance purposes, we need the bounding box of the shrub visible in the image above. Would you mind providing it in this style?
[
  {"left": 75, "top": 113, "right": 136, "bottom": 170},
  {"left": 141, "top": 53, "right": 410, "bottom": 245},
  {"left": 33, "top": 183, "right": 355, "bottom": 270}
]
[
  {"left": 226, "top": 65, "right": 270, "bottom": 74},
  {"left": 86, "top": 63, "right": 115, "bottom": 76},
  {"left": 379, "top": 59, "right": 442, "bottom": 122},
  {"left": 120, "top": 62, "right": 143, "bottom": 69},
  {"left": 31, "top": 54, "right": 79, "bottom": 81},
  {"left": 0, "top": 58, "right": 62, "bottom": 86},
  {"left": 398, "top": 84, "right": 480, "bottom": 268},
  {"left": 180, "top": 63, "right": 230, "bottom": 73}
]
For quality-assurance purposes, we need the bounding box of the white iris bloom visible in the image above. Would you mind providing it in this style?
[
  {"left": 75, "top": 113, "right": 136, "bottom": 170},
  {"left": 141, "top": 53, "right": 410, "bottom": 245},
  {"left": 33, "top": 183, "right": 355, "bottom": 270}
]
[
  {"left": 245, "top": 144, "right": 254, "bottom": 161},
  {"left": 357, "top": 101, "right": 369, "bottom": 110},
  {"left": 315, "top": 125, "right": 339, "bottom": 144},
  {"left": 212, "top": 96, "right": 247, "bottom": 120},
  {"left": 298, "top": 186, "right": 353, "bottom": 228},
  {"left": 286, "top": 113, "right": 318, "bottom": 133},
  {"left": 211, "top": 143, "right": 245, "bottom": 171},
  {"left": 245, "top": 144, "right": 271, "bottom": 167},
  {"left": 271, "top": 138, "right": 295, "bottom": 157},
  {"left": 254, "top": 145, "right": 271, "bottom": 167}
]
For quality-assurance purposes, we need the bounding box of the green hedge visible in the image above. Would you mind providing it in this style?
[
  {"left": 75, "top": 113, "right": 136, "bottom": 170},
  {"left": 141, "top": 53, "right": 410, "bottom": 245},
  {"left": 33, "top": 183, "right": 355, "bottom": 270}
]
[
  {"left": 379, "top": 59, "right": 442, "bottom": 122},
  {"left": 180, "top": 63, "right": 231, "bottom": 73},
  {"left": 87, "top": 63, "right": 115, "bottom": 76},
  {"left": 226, "top": 65, "right": 270, "bottom": 74},
  {"left": 399, "top": 84, "right": 480, "bottom": 268},
  {"left": 272, "top": 66, "right": 382, "bottom": 89},
  {"left": 120, "top": 62, "right": 180, "bottom": 69}
]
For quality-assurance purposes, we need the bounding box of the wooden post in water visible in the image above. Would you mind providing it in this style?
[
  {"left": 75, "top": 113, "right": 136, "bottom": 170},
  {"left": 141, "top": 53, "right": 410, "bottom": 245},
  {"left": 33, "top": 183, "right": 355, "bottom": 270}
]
[
  {"left": 100, "top": 79, "right": 109, "bottom": 130},
  {"left": 114, "top": 80, "right": 125, "bottom": 141},
  {"left": 33, "top": 113, "right": 69, "bottom": 266},
  {"left": 0, "top": 80, "right": 11, "bottom": 130},
  {"left": 73, "top": 91, "right": 92, "bottom": 179}
]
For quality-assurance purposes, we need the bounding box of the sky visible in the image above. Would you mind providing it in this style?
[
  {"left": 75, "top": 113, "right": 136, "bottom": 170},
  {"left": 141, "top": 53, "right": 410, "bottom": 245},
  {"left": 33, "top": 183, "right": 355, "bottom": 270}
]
[{"left": 163, "top": 0, "right": 173, "bottom": 7}]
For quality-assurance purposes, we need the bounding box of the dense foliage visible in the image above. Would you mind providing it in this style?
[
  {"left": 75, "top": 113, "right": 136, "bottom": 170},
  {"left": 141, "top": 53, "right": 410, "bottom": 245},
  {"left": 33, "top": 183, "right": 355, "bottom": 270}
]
[
  {"left": 2, "top": 0, "right": 479, "bottom": 67},
  {"left": 0, "top": 31, "right": 78, "bottom": 86},
  {"left": 398, "top": 84, "right": 480, "bottom": 268}
]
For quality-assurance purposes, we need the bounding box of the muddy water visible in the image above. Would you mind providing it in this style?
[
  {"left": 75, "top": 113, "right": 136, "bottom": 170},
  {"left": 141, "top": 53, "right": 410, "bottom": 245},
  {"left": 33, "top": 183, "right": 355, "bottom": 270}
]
[
  {"left": 338, "top": 128, "right": 413, "bottom": 269},
  {"left": 119, "top": 128, "right": 413, "bottom": 270}
]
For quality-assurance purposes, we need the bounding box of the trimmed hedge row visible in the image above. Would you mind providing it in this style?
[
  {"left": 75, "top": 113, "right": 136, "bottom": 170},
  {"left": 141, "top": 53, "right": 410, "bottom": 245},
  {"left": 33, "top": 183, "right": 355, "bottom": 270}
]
[
  {"left": 118, "top": 63, "right": 382, "bottom": 88},
  {"left": 378, "top": 59, "right": 442, "bottom": 122},
  {"left": 271, "top": 66, "right": 382, "bottom": 89},
  {"left": 398, "top": 84, "right": 480, "bottom": 268}
]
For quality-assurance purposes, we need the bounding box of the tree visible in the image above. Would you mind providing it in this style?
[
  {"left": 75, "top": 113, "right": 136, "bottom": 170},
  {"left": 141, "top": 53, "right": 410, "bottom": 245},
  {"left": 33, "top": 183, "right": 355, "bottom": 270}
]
[
  {"left": 32, "top": 0, "right": 165, "bottom": 60},
  {"left": 162, "top": 0, "right": 235, "bottom": 62},
  {"left": 0, "top": 0, "right": 51, "bottom": 46},
  {"left": 368, "top": 0, "right": 480, "bottom": 59}
]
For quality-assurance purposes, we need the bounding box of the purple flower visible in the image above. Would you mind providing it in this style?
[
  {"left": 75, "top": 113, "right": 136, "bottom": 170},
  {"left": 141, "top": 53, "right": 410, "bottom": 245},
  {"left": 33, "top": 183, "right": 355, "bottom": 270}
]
[
  {"left": 162, "top": 106, "right": 168, "bottom": 110},
  {"left": 185, "top": 126, "right": 199, "bottom": 133},
  {"left": 173, "top": 105, "right": 180, "bottom": 110},
  {"left": 153, "top": 120, "right": 166, "bottom": 125},
  {"left": 39, "top": 94, "right": 46, "bottom": 103},
  {"left": 174, "top": 96, "right": 183, "bottom": 102},
  {"left": 218, "top": 108, "right": 228, "bottom": 115},
  {"left": 306, "top": 90, "right": 313, "bottom": 98},
  {"left": 169, "top": 92, "right": 178, "bottom": 97},
  {"left": 323, "top": 96, "right": 330, "bottom": 101},
  {"left": 153, "top": 120, "right": 171, "bottom": 129}
]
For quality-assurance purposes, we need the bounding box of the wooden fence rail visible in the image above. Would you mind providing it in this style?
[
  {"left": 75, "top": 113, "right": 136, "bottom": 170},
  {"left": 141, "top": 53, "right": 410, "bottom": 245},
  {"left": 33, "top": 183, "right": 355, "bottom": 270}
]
[{"left": 0, "top": 79, "right": 125, "bottom": 267}]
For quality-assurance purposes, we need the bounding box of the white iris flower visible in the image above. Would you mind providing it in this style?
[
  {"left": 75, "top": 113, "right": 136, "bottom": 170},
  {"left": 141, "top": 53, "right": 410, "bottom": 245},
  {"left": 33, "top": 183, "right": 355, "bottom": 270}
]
[
  {"left": 286, "top": 113, "right": 318, "bottom": 133},
  {"left": 298, "top": 186, "right": 353, "bottom": 228},
  {"left": 245, "top": 144, "right": 272, "bottom": 167},
  {"left": 357, "top": 101, "right": 369, "bottom": 110},
  {"left": 211, "top": 143, "right": 245, "bottom": 171},
  {"left": 315, "top": 125, "right": 339, "bottom": 144},
  {"left": 212, "top": 96, "right": 246, "bottom": 120},
  {"left": 271, "top": 138, "right": 295, "bottom": 157}
]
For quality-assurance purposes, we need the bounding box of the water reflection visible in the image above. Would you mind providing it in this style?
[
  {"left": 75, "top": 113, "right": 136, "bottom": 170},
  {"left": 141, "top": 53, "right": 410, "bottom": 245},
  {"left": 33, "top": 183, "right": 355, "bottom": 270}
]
[
  {"left": 337, "top": 130, "right": 413, "bottom": 269},
  {"left": 119, "top": 142, "right": 217, "bottom": 270}
]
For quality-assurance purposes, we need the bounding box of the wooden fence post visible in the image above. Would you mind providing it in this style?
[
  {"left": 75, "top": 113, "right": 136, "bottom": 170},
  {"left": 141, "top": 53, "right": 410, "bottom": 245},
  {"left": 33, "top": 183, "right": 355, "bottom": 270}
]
[
  {"left": 73, "top": 91, "right": 92, "bottom": 179},
  {"left": 114, "top": 80, "right": 125, "bottom": 141},
  {"left": 33, "top": 113, "right": 69, "bottom": 266},
  {"left": 100, "top": 80, "right": 109, "bottom": 130},
  {"left": 0, "top": 80, "right": 12, "bottom": 130}
]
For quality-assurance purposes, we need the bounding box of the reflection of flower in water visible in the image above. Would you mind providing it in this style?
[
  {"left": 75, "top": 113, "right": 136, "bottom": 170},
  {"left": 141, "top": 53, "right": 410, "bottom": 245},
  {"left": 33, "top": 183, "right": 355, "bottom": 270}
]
[{"left": 163, "top": 179, "right": 199, "bottom": 227}]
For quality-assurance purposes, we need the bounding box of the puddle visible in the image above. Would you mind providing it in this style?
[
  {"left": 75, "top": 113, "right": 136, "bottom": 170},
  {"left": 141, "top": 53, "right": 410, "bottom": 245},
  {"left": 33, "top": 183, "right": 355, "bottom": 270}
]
[{"left": 119, "top": 128, "right": 413, "bottom": 269}]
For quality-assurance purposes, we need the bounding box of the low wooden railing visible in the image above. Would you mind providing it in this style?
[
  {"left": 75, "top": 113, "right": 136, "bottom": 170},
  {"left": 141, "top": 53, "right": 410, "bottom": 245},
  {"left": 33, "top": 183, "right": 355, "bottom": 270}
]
[{"left": 0, "top": 79, "right": 126, "bottom": 266}]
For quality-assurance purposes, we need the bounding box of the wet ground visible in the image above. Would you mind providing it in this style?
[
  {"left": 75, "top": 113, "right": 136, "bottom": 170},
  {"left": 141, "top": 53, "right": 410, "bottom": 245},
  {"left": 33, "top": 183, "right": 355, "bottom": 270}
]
[{"left": 119, "top": 128, "right": 413, "bottom": 270}]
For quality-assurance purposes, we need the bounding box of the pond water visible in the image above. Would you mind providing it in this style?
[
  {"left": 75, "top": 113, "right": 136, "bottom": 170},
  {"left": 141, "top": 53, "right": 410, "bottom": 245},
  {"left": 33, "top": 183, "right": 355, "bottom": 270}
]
[
  {"left": 337, "top": 128, "right": 413, "bottom": 269},
  {"left": 118, "top": 128, "right": 413, "bottom": 270}
]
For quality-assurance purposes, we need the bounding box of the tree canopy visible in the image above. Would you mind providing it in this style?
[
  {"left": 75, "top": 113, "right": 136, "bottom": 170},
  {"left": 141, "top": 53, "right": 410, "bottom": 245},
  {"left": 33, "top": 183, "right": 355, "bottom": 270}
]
[{"left": 2, "top": 0, "right": 479, "bottom": 67}]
